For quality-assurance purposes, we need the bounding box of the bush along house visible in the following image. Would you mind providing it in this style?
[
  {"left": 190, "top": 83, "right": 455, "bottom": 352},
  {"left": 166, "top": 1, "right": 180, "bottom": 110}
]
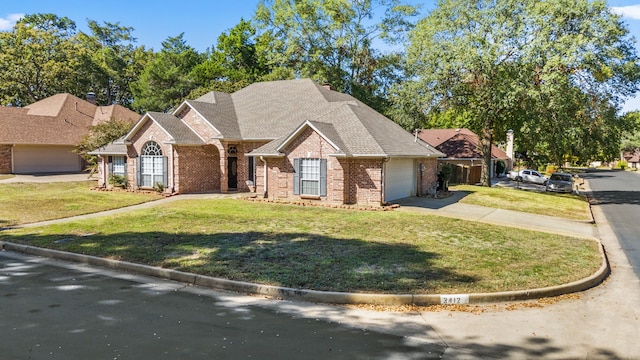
[{"left": 91, "top": 79, "right": 444, "bottom": 206}]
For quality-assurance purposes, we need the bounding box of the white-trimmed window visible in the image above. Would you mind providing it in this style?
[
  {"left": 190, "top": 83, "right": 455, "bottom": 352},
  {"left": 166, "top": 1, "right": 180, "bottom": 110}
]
[
  {"left": 293, "top": 158, "right": 327, "bottom": 196},
  {"left": 111, "top": 156, "right": 126, "bottom": 176},
  {"left": 301, "top": 158, "right": 320, "bottom": 195},
  {"left": 139, "top": 141, "right": 166, "bottom": 188}
]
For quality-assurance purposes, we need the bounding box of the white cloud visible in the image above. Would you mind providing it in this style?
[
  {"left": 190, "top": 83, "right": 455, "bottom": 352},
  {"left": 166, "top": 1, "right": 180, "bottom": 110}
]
[
  {"left": 0, "top": 13, "right": 24, "bottom": 31},
  {"left": 612, "top": 5, "right": 640, "bottom": 20}
]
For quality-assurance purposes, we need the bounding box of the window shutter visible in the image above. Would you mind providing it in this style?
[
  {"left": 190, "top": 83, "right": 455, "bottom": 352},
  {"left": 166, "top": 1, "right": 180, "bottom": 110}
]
[
  {"left": 162, "top": 156, "right": 168, "bottom": 187},
  {"left": 136, "top": 157, "right": 141, "bottom": 186},
  {"left": 320, "top": 159, "right": 327, "bottom": 197},
  {"left": 123, "top": 157, "right": 127, "bottom": 176},
  {"left": 293, "top": 158, "right": 300, "bottom": 195}
]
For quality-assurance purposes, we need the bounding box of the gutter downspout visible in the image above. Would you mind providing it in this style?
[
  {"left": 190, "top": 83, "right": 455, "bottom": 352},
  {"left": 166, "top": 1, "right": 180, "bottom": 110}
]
[{"left": 260, "top": 156, "right": 268, "bottom": 198}]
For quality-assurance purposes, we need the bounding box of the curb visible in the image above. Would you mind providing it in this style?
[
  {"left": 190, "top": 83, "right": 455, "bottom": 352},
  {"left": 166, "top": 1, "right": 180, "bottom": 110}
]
[{"left": 0, "top": 240, "right": 610, "bottom": 306}]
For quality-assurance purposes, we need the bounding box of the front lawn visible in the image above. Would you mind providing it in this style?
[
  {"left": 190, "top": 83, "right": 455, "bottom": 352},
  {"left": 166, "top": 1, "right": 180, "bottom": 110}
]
[
  {"left": 451, "top": 184, "right": 591, "bottom": 221},
  {"left": 0, "top": 181, "right": 163, "bottom": 227},
  {"left": 0, "top": 199, "right": 602, "bottom": 294}
]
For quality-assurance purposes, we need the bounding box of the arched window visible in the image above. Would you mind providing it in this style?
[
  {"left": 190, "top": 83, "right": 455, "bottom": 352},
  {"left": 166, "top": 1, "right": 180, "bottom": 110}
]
[
  {"left": 140, "top": 141, "right": 165, "bottom": 187},
  {"left": 141, "top": 141, "right": 162, "bottom": 156}
]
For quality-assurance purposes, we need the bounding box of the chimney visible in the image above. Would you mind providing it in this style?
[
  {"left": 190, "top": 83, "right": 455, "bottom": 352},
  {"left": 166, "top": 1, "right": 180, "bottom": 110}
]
[
  {"left": 86, "top": 92, "right": 96, "bottom": 105},
  {"left": 506, "top": 129, "right": 514, "bottom": 170}
]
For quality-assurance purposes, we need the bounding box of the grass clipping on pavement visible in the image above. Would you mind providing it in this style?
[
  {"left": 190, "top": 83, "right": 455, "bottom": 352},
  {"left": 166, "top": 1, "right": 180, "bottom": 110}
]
[{"left": 0, "top": 199, "right": 601, "bottom": 295}]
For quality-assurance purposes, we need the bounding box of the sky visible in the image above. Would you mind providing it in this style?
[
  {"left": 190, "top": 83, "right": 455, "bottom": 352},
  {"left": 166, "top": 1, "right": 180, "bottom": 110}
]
[{"left": 2, "top": 0, "right": 640, "bottom": 111}]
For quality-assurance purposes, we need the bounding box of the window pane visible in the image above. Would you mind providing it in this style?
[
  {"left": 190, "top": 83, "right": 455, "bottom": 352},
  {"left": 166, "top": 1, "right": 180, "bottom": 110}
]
[
  {"left": 301, "top": 180, "right": 319, "bottom": 195},
  {"left": 142, "top": 174, "right": 152, "bottom": 187},
  {"left": 153, "top": 157, "right": 164, "bottom": 175},
  {"left": 113, "top": 156, "right": 125, "bottom": 175},
  {"left": 300, "top": 158, "right": 320, "bottom": 195}
]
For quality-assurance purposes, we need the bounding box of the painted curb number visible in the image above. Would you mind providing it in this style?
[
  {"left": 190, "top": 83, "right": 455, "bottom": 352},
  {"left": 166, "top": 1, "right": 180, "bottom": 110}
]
[{"left": 440, "top": 294, "right": 470, "bottom": 305}]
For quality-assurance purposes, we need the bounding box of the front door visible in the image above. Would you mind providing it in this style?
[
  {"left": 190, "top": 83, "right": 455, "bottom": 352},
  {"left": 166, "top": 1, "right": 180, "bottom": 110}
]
[{"left": 228, "top": 157, "right": 238, "bottom": 189}]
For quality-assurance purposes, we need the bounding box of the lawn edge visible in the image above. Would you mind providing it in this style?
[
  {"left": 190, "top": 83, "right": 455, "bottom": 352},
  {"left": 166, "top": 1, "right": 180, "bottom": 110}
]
[{"left": 0, "top": 239, "right": 609, "bottom": 306}]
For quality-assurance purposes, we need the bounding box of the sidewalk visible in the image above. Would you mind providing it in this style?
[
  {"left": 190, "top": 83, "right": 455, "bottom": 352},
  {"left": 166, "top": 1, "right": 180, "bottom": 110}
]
[{"left": 395, "top": 191, "right": 597, "bottom": 239}]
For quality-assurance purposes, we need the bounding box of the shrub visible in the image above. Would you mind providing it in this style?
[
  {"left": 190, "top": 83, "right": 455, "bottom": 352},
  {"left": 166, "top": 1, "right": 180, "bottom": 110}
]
[
  {"left": 153, "top": 182, "right": 165, "bottom": 193},
  {"left": 108, "top": 174, "right": 128, "bottom": 188}
]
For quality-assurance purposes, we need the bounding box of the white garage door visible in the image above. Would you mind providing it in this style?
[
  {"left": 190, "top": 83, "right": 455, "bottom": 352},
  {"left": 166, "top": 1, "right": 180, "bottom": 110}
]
[
  {"left": 13, "top": 145, "right": 82, "bottom": 173},
  {"left": 384, "top": 158, "right": 415, "bottom": 202}
]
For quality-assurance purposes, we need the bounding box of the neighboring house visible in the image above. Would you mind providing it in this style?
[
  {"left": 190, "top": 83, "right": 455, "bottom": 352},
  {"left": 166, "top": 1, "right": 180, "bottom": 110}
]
[
  {"left": 0, "top": 93, "right": 139, "bottom": 174},
  {"left": 91, "top": 79, "right": 444, "bottom": 205},
  {"left": 418, "top": 128, "right": 510, "bottom": 184},
  {"left": 623, "top": 150, "right": 640, "bottom": 169}
]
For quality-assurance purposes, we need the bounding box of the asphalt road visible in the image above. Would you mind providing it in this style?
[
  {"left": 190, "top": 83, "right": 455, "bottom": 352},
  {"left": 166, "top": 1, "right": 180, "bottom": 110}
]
[
  {"left": 582, "top": 169, "right": 640, "bottom": 277},
  {"left": 0, "top": 252, "right": 444, "bottom": 359}
]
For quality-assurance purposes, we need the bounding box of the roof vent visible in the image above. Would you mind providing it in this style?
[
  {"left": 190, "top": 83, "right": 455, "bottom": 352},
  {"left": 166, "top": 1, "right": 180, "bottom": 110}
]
[
  {"left": 322, "top": 83, "right": 333, "bottom": 91},
  {"left": 86, "top": 92, "right": 96, "bottom": 105}
]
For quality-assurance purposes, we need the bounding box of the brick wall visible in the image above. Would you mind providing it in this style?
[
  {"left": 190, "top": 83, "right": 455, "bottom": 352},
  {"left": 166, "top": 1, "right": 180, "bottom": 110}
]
[
  {"left": 343, "top": 158, "right": 384, "bottom": 205},
  {"left": 174, "top": 145, "right": 219, "bottom": 193},
  {"left": 0, "top": 145, "right": 12, "bottom": 174},
  {"left": 256, "top": 127, "right": 388, "bottom": 206},
  {"left": 177, "top": 107, "right": 220, "bottom": 140},
  {"left": 417, "top": 158, "right": 439, "bottom": 195}
]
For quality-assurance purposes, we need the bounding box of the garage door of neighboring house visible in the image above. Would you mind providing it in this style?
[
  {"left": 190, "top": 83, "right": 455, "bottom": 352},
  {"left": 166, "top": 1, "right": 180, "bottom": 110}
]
[
  {"left": 384, "top": 158, "right": 415, "bottom": 202},
  {"left": 12, "top": 145, "right": 82, "bottom": 173}
]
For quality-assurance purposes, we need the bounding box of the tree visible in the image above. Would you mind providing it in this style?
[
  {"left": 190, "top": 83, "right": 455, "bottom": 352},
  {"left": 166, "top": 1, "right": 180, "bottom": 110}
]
[
  {"left": 190, "top": 19, "right": 274, "bottom": 95},
  {"left": 77, "top": 20, "right": 152, "bottom": 107},
  {"left": 75, "top": 118, "right": 134, "bottom": 174},
  {"left": 0, "top": 14, "right": 82, "bottom": 106},
  {"left": 396, "top": 0, "right": 640, "bottom": 185},
  {"left": 131, "top": 34, "right": 205, "bottom": 112},
  {"left": 254, "top": 0, "right": 419, "bottom": 114}
]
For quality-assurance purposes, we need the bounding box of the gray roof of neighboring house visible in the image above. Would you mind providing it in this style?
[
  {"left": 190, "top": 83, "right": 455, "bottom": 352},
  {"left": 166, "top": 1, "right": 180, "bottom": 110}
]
[{"left": 123, "top": 79, "right": 444, "bottom": 158}]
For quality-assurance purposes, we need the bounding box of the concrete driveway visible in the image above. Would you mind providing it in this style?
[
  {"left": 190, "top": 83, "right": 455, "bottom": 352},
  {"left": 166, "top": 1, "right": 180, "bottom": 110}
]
[{"left": 0, "top": 173, "right": 97, "bottom": 183}]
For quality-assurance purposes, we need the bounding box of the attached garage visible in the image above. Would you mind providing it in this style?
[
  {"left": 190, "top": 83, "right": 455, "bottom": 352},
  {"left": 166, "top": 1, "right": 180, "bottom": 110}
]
[
  {"left": 384, "top": 158, "right": 416, "bottom": 202},
  {"left": 12, "top": 145, "right": 82, "bottom": 174}
]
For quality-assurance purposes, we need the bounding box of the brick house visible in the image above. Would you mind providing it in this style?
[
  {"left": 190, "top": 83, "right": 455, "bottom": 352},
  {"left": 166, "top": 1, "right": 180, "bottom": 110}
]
[
  {"left": 91, "top": 79, "right": 443, "bottom": 205},
  {"left": 418, "top": 128, "right": 510, "bottom": 184},
  {"left": 0, "top": 93, "right": 139, "bottom": 174}
]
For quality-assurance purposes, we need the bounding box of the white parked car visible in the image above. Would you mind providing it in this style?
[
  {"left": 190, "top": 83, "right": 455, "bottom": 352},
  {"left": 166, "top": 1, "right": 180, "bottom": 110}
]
[{"left": 507, "top": 169, "right": 548, "bottom": 185}]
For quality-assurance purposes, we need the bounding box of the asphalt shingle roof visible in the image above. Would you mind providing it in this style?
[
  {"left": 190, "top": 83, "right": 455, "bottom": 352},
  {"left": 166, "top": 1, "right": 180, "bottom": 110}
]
[
  {"left": 418, "top": 128, "right": 509, "bottom": 159},
  {"left": 0, "top": 94, "right": 138, "bottom": 146},
  {"left": 192, "top": 79, "right": 443, "bottom": 158},
  {"left": 146, "top": 112, "right": 204, "bottom": 145}
]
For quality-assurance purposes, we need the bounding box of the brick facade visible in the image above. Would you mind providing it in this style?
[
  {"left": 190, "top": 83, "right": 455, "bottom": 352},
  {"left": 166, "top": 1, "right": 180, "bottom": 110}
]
[
  {"left": 344, "top": 158, "right": 384, "bottom": 205},
  {"left": 256, "top": 127, "right": 390, "bottom": 206},
  {"left": 177, "top": 107, "right": 220, "bottom": 139},
  {"left": 173, "top": 145, "right": 219, "bottom": 193},
  {"left": 0, "top": 145, "right": 11, "bottom": 174},
  {"left": 417, "top": 158, "right": 439, "bottom": 195}
]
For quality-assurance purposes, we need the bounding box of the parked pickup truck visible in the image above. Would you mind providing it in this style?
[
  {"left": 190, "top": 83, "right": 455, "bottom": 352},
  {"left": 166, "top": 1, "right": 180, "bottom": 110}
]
[{"left": 507, "top": 169, "right": 548, "bottom": 185}]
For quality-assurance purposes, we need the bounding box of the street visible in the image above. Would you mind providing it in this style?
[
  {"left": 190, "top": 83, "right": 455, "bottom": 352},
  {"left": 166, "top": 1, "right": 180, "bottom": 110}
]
[
  {"left": 582, "top": 169, "right": 640, "bottom": 277},
  {"left": 0, "top": 252, "right": 443, "bottom": 359}
]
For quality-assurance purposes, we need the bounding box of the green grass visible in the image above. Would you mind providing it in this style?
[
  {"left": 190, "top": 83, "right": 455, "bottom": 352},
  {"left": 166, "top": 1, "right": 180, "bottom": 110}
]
[
  {"left": 0, "top": 181, "right": 162, "bottom": 227},
  {"left": 0, "top": 199, "right": 602, "bottom": 294},
  {"left": 451, "top": 184, "right": 591, "bottom": 221}
]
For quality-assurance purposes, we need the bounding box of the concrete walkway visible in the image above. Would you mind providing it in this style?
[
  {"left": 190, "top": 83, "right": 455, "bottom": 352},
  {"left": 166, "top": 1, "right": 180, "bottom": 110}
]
[
  {"left": 0, "top": 173, "right": 96, "bottom": 183},
  {"left": 395, "top": 192, "right": 597, "bottom": 239}
]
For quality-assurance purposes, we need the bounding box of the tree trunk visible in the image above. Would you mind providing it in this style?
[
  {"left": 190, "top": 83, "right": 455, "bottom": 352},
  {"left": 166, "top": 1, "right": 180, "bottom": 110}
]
[{"left": 480, "top": 121, "right": 493, "bottom": 187}]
